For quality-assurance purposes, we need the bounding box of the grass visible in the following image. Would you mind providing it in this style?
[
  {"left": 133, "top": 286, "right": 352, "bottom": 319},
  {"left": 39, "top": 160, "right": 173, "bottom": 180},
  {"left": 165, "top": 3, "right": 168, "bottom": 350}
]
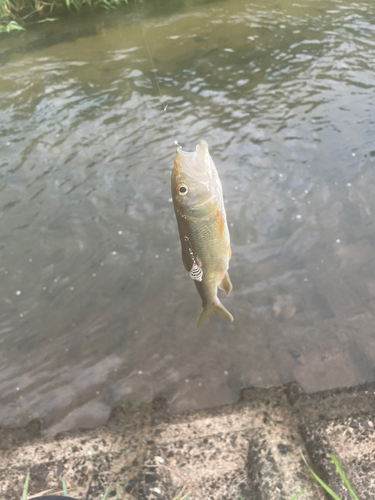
[
  {"left": 22, "top": 471, "right": 29, "bottom": 500},
  {"left": 61, "top": 478, "right": 68, "bottom": 496},
  {"left": 21, "top": 474, "right": 115, "bottom": 499},
  {"left": 239, "top": 490, "right": 305, "bottom": 500},
  {"left": 288, "top": 489, "right": 306, "bottom": 500},
  {"left": 301, "top": 451, "right": 361, "bottom": 500},
  {"left": 238, "top": 489, "right": 306, "bottom": 499},
  {"left": 173, "top": 491, "right": 191, "bottom": 500},
  {"left": 0, "top": 0, "right": 131, "bottom": 33},
  {"left": 239, "top": 452, "right": 361, "bottom": 500},
  {"left": 19, "top": 453, "right": 362, "bottom": 500}
]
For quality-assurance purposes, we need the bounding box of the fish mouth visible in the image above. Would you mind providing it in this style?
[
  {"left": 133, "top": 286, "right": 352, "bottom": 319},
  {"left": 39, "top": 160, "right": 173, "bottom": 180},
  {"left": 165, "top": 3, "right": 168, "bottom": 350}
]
[{"left": 175, "top": 140, "right": 211, "bottom": 175}]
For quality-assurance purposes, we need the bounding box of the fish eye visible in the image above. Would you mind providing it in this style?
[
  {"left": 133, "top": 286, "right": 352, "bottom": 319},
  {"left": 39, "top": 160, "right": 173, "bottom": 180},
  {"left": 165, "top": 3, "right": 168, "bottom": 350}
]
[{"left": 176, "top": 183, "right": 189, "bottom": 196}]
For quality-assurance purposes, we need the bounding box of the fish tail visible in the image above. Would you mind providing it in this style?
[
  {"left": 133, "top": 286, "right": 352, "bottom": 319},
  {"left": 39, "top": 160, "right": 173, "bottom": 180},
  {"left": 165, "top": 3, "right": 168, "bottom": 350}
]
[{"left": 197, "top": 298, "right": 234, "bottom": 327}]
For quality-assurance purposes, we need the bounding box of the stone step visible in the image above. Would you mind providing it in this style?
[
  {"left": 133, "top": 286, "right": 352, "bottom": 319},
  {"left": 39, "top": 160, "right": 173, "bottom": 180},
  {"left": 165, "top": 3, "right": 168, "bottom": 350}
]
[{"left": 1, "top": 382, "right": 374, "bottom": 499}]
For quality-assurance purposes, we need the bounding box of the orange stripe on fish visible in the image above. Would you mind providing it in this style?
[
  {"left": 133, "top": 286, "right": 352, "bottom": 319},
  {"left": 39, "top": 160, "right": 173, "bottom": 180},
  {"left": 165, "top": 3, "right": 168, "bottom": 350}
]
[
  {"left": 228, "top": 247, "right": 232, "bottom": 260},
  {"left": 216, "top": 209, "right": 225, "bottom": 236}
]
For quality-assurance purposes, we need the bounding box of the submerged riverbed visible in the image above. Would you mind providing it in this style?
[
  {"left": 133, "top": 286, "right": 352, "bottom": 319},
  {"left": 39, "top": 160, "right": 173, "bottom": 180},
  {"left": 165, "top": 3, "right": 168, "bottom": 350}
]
[{"left": 1, "top": 0, "right": 375, "bottom": 433}]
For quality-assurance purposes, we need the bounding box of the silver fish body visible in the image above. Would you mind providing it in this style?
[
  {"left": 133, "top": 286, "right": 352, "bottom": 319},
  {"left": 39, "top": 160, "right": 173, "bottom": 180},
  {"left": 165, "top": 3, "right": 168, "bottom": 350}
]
[{"left": 171, "top": 140, "right": 233, "bottom": 327}]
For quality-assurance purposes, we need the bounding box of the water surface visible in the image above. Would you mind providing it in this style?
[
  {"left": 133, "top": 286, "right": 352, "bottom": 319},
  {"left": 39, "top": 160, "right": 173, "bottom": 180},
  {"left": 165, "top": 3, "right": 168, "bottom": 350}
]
[{"left": 1, "top": 0, "right": 375, "bottom": 433}]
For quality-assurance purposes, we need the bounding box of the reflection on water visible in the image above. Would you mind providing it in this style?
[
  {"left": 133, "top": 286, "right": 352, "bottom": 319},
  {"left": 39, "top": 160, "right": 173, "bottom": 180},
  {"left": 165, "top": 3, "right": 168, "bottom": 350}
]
[{"left": 1, "top": 0, "right": 375, "bottom": 433}]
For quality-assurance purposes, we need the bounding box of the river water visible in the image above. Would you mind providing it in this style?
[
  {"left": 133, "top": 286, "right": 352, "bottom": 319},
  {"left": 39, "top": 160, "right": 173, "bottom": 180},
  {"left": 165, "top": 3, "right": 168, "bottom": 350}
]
[{"left": 1, "top": 0, "right": 375, "bottom": 433}]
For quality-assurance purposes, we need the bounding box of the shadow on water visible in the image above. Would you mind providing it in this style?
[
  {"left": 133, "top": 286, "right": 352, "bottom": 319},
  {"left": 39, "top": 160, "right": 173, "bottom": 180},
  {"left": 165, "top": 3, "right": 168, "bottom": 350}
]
[{"left": 1, "top": 0, "right": 375, "bottom": 433}]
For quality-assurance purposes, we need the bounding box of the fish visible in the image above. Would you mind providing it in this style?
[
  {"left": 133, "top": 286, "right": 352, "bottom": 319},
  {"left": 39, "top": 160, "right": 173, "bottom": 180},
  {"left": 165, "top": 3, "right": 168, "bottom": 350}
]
[{"left": 171, "top": 140, "right": 234, "bottom": 327}]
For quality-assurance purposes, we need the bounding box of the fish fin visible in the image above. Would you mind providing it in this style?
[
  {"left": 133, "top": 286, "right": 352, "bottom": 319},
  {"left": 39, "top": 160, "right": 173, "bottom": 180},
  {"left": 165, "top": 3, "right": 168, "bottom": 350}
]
[
  {"left": 197, "top": 298, "right": 234, "bottom": 327},
  {"left": 218, "top": 272, "right": 233, "bottom": 296},
  {"left": 190, "top": 262, "right": 203, "bottom": 282}
]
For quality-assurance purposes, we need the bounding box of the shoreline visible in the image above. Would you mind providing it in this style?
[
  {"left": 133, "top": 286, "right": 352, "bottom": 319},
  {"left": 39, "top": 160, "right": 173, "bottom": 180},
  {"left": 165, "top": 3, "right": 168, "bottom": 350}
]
[
  {"left": 1, "top": 381, "right": 375, "bottom": 499},
  {"left": 0, "top": 0, "right": 132, "bottom": 33}
]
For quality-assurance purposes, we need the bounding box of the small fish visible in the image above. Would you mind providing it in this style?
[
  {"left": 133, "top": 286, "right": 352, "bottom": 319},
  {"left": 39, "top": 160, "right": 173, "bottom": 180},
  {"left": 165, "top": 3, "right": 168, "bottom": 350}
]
[{"left": 171, "top": 140, "right": 233, "bottom": 327}]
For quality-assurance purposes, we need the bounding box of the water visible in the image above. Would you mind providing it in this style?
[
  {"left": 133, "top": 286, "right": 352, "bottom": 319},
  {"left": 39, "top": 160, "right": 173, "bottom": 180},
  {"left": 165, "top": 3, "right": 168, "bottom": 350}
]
[{"left": 1, "top": 0, "right": 375, "bottom": 434}]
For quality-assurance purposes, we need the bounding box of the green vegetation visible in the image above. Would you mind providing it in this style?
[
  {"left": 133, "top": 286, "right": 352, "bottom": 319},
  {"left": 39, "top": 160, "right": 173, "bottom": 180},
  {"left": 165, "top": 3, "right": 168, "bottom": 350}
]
[
  {"left": 288, "top": 489, "right": 306, "bottom": 500},
  {"left": 239, "top": 489, "right": 305, "bottom": 500},
  {"left": 0, "top": 0, "right": 130, "bottom": 33},
  {"left": 22, "top": 473, "right": 115, "bottom": 499},
  {"left": 239, "top": 452, "right": 360, "bottom": 500},
  {"left": 101, "top": 483, "right": 113, "bottom": 500},
  {"left": 21, "top": 471, "right": 29, "bottom": 500},
  {"left": 173, "top": 492, "right": 191, "bottom": 500},
  {"left": 301, "top": 451, "right": 361, "bottom": 500},
  {"left": 62, "top": 478, "right": 68, "bottom": 496}
]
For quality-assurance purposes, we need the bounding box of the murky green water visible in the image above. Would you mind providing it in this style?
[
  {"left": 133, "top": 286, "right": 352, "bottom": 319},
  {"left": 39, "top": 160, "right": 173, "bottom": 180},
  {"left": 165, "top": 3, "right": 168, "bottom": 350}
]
[{"left": 1, "top": 0, "right": 375, "bottom": 433}]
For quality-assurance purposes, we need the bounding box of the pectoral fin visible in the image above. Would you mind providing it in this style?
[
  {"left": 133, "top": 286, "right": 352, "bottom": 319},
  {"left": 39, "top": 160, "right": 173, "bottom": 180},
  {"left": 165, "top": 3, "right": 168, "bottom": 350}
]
[
  {"left": 218, "top": 272, "right": 233, "bottom": 296},
  {"left": 197, "top": 298, "right": 234, "bottom": 327}
]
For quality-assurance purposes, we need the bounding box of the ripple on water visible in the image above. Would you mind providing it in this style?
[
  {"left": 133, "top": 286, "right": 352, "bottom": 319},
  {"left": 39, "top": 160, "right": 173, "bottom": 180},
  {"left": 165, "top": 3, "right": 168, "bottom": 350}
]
[{"left": 1, "top": 0, "right": 375, "bottom": 432}]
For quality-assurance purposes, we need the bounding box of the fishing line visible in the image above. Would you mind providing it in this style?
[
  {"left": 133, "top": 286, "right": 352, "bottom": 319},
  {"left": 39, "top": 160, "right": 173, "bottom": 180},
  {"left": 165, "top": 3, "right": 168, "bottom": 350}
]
[{"left": 134, "top": 0, "right": 179, "bottom": 145}]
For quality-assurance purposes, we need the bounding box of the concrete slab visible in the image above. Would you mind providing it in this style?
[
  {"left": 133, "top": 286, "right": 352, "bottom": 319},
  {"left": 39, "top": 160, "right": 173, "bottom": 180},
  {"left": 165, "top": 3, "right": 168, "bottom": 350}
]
[
  {"left": 1, "top": 383, "right": 375, "bottom": 499},
  {"left": 0, "top": 404, "right": 153, "bottom": 499},
  {"left": 290, "top": 382, "right": 375, "bottom": 500},
  {"left": 140, "top": 389, "right": 315, "bottom": 500}
]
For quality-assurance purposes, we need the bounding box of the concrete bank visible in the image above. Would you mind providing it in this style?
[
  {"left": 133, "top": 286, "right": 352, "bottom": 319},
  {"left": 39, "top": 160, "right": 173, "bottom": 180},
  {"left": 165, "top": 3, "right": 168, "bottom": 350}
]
[{"left": 1, "top": 382, "right": 375, "bottom": 499}]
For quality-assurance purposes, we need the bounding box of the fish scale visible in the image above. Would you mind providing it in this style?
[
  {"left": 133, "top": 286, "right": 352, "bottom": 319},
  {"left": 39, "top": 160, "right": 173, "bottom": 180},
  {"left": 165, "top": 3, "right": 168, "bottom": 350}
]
[{"left": 190, "top": 218, "right": 229, "bottom": 273}]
